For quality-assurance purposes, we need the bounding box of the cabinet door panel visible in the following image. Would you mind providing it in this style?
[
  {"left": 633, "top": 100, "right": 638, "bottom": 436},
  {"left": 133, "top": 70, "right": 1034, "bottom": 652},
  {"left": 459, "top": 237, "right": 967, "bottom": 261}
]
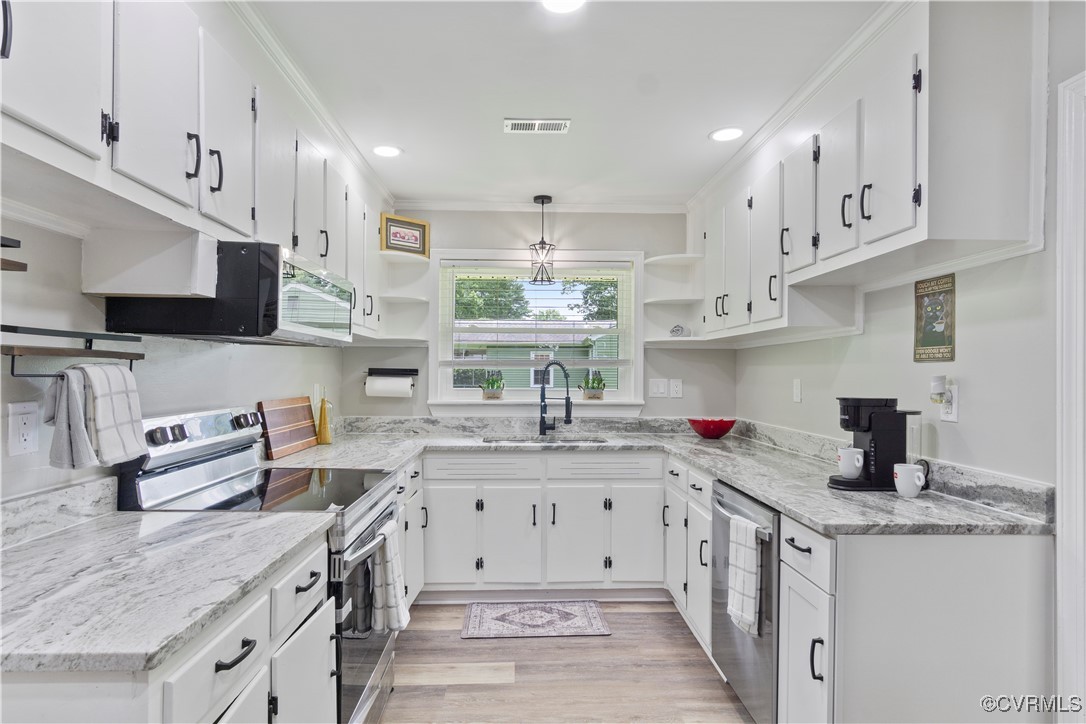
[
  {"left": 294, "top": 131, "right": 325, "bottom": 261},
  {"left": 860, "top": 53, "right": 918, "bottom": 245},
  {"left": 686, "top": 503, "right": 712, "bottom": 642},
  {"left": 782, "top": 136, "right": 818, "bottom": 273},
  {"left": 610, "top": 485, "right": 664, "bottom": 583},
  {"left": 254, "top": 88, "right": 297, "bottom": 249},
  {"left": 323, "top": 162, "right": 347, "bottom": 277},
  {"left": 404, "top": 490, "right": 425, "bottom": 607},
  {"left": 199, "top": 29, "right": 253, "bottom": 236},
  {"left": 545, "top": 485, "right": 608, "bottom": 583},
  {"left": 700, "top": 203, "right": 726, "bottom": 335},
  {"left": 347, "top": 188, "right": 366, "bottom": 327},
  {"left": 723, "top": 190, "right": 750, "bottom": 329},
  {"left": 816, "top": 101, "right": 860, "bottom": 260},
  {"left": 217, "top": 665, "right": 269, "bottom": 724},
  {"left": 113, "top": 1, "right": 199, "bottom": 207},
  {"left": 270, "top": 598, "right": 337, "bottom": 724},
  {"left": 664, "top": 488, "right": 687, "bottom": 607},
  {"left": 482, "top": 486, "right": 542, "bottom": 583},
  {"left": 749, "top": 163, "right": 783, "bottom": 323},
  {"left": 1, "top": 1, "right": 109, "bottom": 159},
  {"left": 361, "top": 203, "right": 382, "bottom": 333},
  {"left": 778, "top": 564, "right": 834, "bottom": 724},
  {"left": 423, "top": 486, "right": 478, "bottom": 585}
]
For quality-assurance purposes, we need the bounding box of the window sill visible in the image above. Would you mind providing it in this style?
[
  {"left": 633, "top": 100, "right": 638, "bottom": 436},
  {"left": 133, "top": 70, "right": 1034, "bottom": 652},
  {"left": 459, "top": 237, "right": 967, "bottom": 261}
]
[{"left": 427, "top": 399, "right": 646, "bottom": 417}]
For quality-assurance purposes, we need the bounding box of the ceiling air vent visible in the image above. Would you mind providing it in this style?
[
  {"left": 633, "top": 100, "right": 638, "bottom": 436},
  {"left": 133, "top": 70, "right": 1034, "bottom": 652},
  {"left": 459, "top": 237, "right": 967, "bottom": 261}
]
[{"left": 504, "top": 119, "right": 571, "bottom": 134}]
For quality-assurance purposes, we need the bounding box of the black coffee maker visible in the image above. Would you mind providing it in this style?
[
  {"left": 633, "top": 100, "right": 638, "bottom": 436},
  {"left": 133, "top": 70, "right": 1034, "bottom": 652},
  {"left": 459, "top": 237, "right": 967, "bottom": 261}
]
[{"left": 828, "top": 397, "right": 920, "bottom": 491}]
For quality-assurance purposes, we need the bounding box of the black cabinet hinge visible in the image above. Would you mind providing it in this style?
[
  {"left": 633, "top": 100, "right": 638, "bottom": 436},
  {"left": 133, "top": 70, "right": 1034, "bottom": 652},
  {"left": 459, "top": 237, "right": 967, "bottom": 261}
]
[
  {"left": 604, "top": 556, "right": 612, "bottom": 569},
  {"left": 703, "top": 231, "right": 706, "bottom": 240},
  {"left": 268, "top": 693, "right": 279, "bottom": 717},
  {"left": 475, "top": 498, "right": 484, "bottom": 512},
  {"left": 912, "top": 68, "right": 922, "bottom": 93},
  {"left": 812, "top": 232, "right": 821, "bottom": 249},
  {"left": 746, "top": 300, "right": 752, "bottom": 314},
  {"left": 478, "top": 557, "right": 484, "bottom": 570},
  {"left": 813, "top": 145, "right": 821, "bottom": 164},
  {"left": 251, "top": 206, "right": 256, "bottom": 222},
  {"left": 684, "top": 517, "right": 688, "bottom": 528},
  {"left": 251, "top": 96, "right": 257, "bottom": 115},
  {"left": 291, "top": 234, "right": 299, "bottom": 250},
  {"left": 404, "top": 520, "right": 409, "bottom": 531},
  {"left": 100, "top": 111, "right": 120, "bottom": 146},
  {"left": 294, "top": 138, "right": 298, "bottom": 152},
  {"left": 912, "top": 184, "right": 922, "bottom": 207},
  {"left": 405, "top": 584, "right": 408, "bottom": 597},
  {"left": 746, "top": 197, "right": 753, "bottom": 210},
  {"left": 683, "top": 582, "right": 688, "bottom": 593},
  {"left": 603, "top": 497, "right": 612, "bottom": 511}
]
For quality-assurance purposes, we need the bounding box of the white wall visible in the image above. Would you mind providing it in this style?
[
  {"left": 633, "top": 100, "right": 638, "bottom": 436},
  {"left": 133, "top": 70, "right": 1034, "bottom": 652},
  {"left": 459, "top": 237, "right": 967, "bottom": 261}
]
[{"left": 735, "top": 1, "right": 1085, "bottom": 485}]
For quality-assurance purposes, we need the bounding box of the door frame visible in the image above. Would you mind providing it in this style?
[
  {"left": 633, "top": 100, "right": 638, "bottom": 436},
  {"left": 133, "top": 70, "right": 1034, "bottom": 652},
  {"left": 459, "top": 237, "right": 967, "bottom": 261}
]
[{"left": 1055, "top": 71, "right": 1085, "bottom": 721}]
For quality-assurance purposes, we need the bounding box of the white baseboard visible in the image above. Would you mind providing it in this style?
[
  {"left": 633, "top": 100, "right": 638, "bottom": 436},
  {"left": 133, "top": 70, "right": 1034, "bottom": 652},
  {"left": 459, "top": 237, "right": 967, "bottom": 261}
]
[{"left": 414, "top": 587, "right": 670, "bottom": 605}]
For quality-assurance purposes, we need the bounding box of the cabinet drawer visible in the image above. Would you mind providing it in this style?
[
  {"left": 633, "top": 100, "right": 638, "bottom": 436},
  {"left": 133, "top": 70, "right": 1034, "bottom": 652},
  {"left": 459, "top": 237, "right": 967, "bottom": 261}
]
[
  {"left": 781, "top": 517, "right": 836, "bottom": 593},
  {"left": 665, "top": 458, "right": 689, "bottom": 492},
  {"left": 546, "top": 454, "right": 663, "bottom": 480},
  {"left": 163, "top": 595, "right": 270, "bottom": 723},
  {"left": 687, "top": 468, "right": 713, "bottom": 510},
  {"left": 425, "top": 455, "right": 543, "bottom": 480},
  {"left": 270, "top": 542, "right": 328, "bottom": 638}
]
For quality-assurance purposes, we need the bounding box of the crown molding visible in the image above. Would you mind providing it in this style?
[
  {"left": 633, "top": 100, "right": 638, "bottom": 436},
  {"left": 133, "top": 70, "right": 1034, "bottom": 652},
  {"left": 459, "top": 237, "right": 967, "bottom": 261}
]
[
  {"left": 393, "top": 200, "right": 687, "bottom": 215},
  {"left": 227, "top": 1, "right": 396, "bottom": 208},
  {"left": 686, "top": 1, "right": 917, "bottom": 210},
  {"left": 0, "top": 198, "right": 91, "bottom": 239}
]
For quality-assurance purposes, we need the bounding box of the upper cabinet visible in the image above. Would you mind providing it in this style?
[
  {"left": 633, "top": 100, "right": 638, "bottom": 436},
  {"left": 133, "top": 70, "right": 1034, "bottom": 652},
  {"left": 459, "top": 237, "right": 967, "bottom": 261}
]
[
  {"left": 749, "top": 163, "right": 783, "bottom": 324},
  {"left": 815, "top": 101, "right": 860, "bottom": 261},
  {"left": 294, "top": 130, "right": 325, "bottom": 261},
  {"left": 323, "top": 161, "right": 347, "bottom": 278},
  {"left": 254, "top": 88, "right": 298, "bottom": 249},
  {"left": 0, "top": 1, "right": 111, "bottom": 160},
  {"left": 722, "top": 189, "right": 750, "bottom": 330},
  {"left": 781, "top": 136, "right": 818, "bottom": 273}
]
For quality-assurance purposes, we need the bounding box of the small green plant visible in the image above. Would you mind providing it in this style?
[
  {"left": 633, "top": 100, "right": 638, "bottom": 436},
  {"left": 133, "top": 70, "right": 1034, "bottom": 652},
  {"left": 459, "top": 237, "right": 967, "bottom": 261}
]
[
  {"left": 579, "top": 371, "right": 607, "bottom": 391},
  {"left": 479, "top": 373, "right": 505, "bottom": 391}
]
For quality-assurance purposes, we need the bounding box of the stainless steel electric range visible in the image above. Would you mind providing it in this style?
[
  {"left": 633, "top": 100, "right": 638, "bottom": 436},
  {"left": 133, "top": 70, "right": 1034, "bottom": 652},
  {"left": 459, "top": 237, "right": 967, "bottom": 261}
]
[{"left": 117, "top": 407, "right": 399, "bottom": 724}]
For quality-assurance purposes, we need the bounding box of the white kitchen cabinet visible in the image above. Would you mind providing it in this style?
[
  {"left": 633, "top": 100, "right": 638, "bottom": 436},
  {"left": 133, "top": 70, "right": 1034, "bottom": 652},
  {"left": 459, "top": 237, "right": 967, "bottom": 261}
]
[
  {"left": 422, "top": 485, "right": 477, "bottom": 585},
  {"left": 722, "top": 189, "right": 750, "bottom": 329},
  {"left": 404, "top": 489, "right": 425, "bottom": 607},
  {"left": 778, "top": 563, "right": 834, "bottom": 724},
  {"left": 685, "top": 502, "right": 712, "bottom": 642},
  {"left": 198, "top": 29, "right": 253, "bottom": 236},
  {"left": 323, "top": 162, "right": 348, "bottom": 277},
  {"left": 749, "top": 163, "right": 783, "bottom": 323},
  {"left": 254, "top": 88, "right": 298, "bottom": 249},
  {"left": 346, "top": 189, "right": 367, "bottom": 328},
  {"left": 482, "top": 485, "right": 542, "bottom": 583},
  {"left": 0, "top": 1, "right": 110, "bottom": 159},
  {"left": 216, "top": 665, "right": 269, "bottom": 724},
  {"left": 610, "top": 485, "right": 664, "bottom": 583},
  {"left": 270, "top": 598, "right": 337, "bottom": 724},
  {"left": 294, "top": 130, "right": 325, "bottom": 261},
  {"left": 112, "top": 1, "right": 200, "bottom": 208},
  {"left": 354, "top": 200, "right": 383, "bottom": 333},
  {"left": 546, "top": 485, "right": 608, "bottom": 583},
  {"left": 815, "top": 101, "right": 860, "bottom": 260},
  {"left": 859, "top": 53, "right": 919, "bottom": 246},
  {"left": 701, "top": 203, "right": 726, "bottom": 335},
  {"left": 781, "top": 136, "right": 818, "bottom": 273},
  {"left": 664, "top": 487, "right": 687, "bottom": 608}
]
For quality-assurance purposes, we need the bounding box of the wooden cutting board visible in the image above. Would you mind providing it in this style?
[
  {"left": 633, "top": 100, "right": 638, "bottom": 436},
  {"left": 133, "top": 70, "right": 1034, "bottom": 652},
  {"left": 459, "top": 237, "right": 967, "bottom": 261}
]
[{"left": 257, "top": 396, "right": 317, "bottom": 460}]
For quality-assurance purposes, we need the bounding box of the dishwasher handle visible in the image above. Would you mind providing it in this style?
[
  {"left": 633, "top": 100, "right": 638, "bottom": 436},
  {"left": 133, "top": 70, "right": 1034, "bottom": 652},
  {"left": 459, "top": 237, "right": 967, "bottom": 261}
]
[{"left": 712, "top": 498, "right": 773, "bottom": 542}]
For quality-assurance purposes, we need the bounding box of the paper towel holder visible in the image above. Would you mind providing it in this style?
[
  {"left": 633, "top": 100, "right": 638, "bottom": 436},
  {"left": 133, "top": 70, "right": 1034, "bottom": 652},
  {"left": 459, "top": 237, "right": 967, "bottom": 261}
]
[{"left": 366, "top": 367, "right": 418, "bottom": 389}]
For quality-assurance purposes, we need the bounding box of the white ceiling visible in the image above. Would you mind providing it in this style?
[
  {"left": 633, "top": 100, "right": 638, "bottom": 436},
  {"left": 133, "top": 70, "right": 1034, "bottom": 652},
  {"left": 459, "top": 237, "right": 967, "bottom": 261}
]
[{"left": 256, "top": 1, "right": 880, "bottom": 209}]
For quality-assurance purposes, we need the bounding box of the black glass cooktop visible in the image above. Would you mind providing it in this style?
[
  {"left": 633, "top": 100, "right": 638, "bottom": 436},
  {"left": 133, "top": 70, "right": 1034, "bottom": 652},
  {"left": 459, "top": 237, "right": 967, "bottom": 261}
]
[{"left": 160, "top": 467, "right": 390, "bottom": 513}]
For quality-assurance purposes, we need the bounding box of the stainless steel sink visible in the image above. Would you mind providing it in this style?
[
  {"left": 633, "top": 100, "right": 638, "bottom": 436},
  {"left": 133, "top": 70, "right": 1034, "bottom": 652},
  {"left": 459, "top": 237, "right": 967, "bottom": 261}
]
[{"left": 481, "top": 435, "right": 608, "bottom": 445}]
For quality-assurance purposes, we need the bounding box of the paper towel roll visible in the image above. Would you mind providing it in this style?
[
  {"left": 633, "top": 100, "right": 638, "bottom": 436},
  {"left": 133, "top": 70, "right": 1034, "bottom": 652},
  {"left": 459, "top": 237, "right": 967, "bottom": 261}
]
[{"left": 365, "top": 376, "right": 414, "bottom": 398}]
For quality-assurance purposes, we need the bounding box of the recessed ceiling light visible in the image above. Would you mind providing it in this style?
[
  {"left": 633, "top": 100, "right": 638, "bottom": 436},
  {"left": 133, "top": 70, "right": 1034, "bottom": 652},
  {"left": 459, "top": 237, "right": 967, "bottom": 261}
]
[
  {"left": 709, "top": 127, "right": 743, "bottom": 142},
  {"left": 542, "top": 0, "right": 585, "bottom": 13},
  {"left": 373, "top": 146, "right": 402, "bottom": 158}
]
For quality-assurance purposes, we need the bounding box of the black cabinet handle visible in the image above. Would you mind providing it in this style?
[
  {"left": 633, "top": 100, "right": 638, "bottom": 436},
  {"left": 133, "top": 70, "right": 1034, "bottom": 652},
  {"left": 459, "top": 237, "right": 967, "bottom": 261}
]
[
  {"left": 319, "top": 230, "right": 330, "bottom": 258},
  {"left": 214, "top": 638, "right": 256, "bottom": 672},
  {"left": 295, "top": 570, "right": 321, "bottom": 594},
  {"left": 690, "top": 483, "right": 703, "bottom": 492},
  {"left": 713, "top": 295, "right": 722, "bottom": 318},
  {"left": 785, "top": 536, "right": 813, "bottom": 554},
  {"left": 810, "top": 638, "right": 825, "bottom": 681},
  {"left": 699, "top": 539, "right": 708, "bottom": 567},
  {"left": 780, "top": 227, "right": 789, "bottom": 256},
  {"left": 668, "top": 470, "right": 679, "bottom": 477},
  {"left": 365, "top": 295, "right": 374, "bottom": 316},
  {"left": 411, "top": 471, "right": 420, "bottom": 478},
  {"left": 208, "top": 149, "right": 223, "bottom": 192},
  {"left": 721, "top": 293, "right": 729, "bottom": 316},
  {"left": 421, "top": 506, "right": 428, "bottom": 528},
  {"left": 351, "top": 290, "right": 357, "bottom": 310},
  {"left": 330, "top": 669, "right": 339, "bottom": 678},
  {"left": 860, "top": 183, "right": 872, "bottom": 220},
  {"left": 662, "top": 504, "right": 669, "bottom": 527},
  {"left": 551, "top": 502, "right": 556, "bottom": 525},
  {"left": 532, "top": 504, "right": 537, "bottom": 526},
  {"left": 186, "top": 133, "right": 201, "bottom": 179},
  {"left": 397, "top": 485, "right": 405, "bottom": 494},
  {"left": 1, "top": 0, "right": 12, "bottom": 60},
  {"left": 840, "top": 193, "right": 853, "bottom": 229},
  {"left": 768, "top": 274, "right": 778, "bottom": 302}
]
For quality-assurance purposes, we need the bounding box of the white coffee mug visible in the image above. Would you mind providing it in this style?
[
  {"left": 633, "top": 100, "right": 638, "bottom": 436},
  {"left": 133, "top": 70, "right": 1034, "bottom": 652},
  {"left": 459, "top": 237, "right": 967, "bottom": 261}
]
[
  {"left": 894, "top": 463, "right": 926, "bottom": 498},
  {"left": 837, "top": 447, "right": 864, "bottom": 479}
]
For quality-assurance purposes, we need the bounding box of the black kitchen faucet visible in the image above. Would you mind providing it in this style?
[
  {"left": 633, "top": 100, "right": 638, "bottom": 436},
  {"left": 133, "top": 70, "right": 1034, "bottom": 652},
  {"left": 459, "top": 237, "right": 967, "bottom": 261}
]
[{"left": 539, "top": 359, "right": 574, "bottom": 435}]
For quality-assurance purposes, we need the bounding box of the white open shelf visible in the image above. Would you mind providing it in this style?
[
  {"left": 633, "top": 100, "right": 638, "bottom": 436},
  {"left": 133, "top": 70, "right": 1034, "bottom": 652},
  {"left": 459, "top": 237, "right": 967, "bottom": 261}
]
[
  {"left": 380, "top": 251, "right": 431, "bottom": 265},
  {"left": 381, "top": 294, "right": 430, "bottom": 304},
  {"left": 644, "top": 253, "right": 703, "bottom": 267},
  {"left": 643, "top": 296, "right": 702, "bottom": 306},
  {"left": 644, "top": 336, "right": 732, "bottom": 349}
]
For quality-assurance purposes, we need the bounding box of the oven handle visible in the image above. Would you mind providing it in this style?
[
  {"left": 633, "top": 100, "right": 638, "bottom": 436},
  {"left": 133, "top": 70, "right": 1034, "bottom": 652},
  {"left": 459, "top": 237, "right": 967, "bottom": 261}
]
[
  {"left": 342, "top": 531, "right": 388, "bottom": 570},
  {"left": 712, "top": 498, "right": 773, "bottom": 542}
]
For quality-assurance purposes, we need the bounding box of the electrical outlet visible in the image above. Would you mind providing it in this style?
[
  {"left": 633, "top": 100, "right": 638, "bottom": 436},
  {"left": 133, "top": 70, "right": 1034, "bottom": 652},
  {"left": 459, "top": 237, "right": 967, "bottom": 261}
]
[
  {"left": 940, "top": 384, "right": 959, "bottom": 422},
  {"left": 7, "top": 402, "right": 39, "bottom": 456},
  {"left": 668, "top": 379, "right": 683, "bottom": 398},
  {"left": 648, "top": 379, "right": 668, "bottom": 398},
  {"left": 792, "top": 378, "right": 802, "bottom": 403}
]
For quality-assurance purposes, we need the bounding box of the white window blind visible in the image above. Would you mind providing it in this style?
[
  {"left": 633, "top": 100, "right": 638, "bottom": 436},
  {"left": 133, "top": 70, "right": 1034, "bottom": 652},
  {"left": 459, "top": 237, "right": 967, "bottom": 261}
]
[{"left": 437, "top": 264, "right": 634, "bottom": 397}]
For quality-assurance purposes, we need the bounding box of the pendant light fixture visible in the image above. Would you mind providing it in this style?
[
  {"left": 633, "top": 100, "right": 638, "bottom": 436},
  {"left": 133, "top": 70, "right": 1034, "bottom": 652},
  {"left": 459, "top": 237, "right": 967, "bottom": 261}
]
[{"left": 529, "top": 194, "right": 556, "bottom": 285}]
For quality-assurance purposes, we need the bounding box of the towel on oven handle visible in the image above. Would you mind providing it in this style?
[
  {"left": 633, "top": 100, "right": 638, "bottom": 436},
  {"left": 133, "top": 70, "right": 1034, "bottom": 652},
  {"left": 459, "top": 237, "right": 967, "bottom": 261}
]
[{"left": 372, "top": 519, "right": 410, "bottom": 632}]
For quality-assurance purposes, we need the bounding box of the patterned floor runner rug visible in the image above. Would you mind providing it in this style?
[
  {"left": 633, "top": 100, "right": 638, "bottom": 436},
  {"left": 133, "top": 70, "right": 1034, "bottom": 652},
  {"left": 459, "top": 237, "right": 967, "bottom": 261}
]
[{"left": 461, "top": 600, "right": 611, "bottom": 639}]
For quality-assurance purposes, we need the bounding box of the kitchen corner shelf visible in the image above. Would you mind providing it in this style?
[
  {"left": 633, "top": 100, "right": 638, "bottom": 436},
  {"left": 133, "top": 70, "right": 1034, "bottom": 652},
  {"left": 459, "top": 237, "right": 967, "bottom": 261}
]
[
  {"left": 1, "top": 325, "right": 144, "bottom": 378},
  {"left": 380, "top": 294, "right": 430, "bottom": 304},
  {"left": 643, "top": 296, "right": 702, "bottom": 305},
  {"left": 380, "top": 252, "right": 431, "bottom": 266},
  {"left": 644, "top": 253, "right": 703, "bottom": 267},
  {"left": 1, "top": 258, "right": 28, "bottom": 272}
]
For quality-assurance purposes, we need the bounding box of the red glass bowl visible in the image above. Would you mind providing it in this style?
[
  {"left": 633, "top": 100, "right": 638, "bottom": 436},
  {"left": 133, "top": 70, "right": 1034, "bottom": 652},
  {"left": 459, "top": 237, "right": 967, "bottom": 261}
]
[{"left": 687, "top": 418, "right": 737, "bottom": 439}]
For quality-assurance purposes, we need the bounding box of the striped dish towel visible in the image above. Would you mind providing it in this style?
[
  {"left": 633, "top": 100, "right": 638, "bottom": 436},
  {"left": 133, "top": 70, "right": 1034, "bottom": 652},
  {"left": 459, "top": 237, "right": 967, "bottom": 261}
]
[
  {"left": 43, "top": 369, "right": 99, "bottom": 469},
  {"left": 74, "top": 363, "right": 148, "bottom": 466},
  {"left": 727, "top": 514, "right": 762, "bottom": 636},
  {"left": 372, "top": 519, "right": 410, "bottom": 633}
]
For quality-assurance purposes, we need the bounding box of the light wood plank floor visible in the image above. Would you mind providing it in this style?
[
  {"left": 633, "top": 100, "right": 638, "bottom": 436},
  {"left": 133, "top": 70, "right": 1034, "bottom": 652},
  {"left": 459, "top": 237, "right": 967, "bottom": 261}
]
[{"left": 381, "top": 602, "right": 754, "bottom": 723}]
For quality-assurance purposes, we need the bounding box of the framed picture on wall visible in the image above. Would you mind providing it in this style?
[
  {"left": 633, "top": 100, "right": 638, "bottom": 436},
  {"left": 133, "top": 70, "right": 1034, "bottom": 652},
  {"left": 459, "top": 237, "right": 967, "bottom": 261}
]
[
  {"left": 913, "top": 273, "right": 955, "bottom": 362},
  {"left": 380, "top": 213, "right": 430, "bottom": 258}
]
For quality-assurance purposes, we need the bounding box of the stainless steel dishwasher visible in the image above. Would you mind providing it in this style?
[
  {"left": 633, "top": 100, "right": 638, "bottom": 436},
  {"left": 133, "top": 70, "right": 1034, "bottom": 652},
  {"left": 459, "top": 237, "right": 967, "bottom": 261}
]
[{"left": 711, "top": 480, "right": 780, "bottom": 724}]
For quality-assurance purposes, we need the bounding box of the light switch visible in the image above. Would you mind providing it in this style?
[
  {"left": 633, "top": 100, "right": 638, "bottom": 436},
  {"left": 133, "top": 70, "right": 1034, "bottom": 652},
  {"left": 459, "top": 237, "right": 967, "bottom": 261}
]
[
  {"left": 648, "top": 379, "right": 668, "bottom": 398},
  {"left": 668, "top": 379, "right": 683, "bottom": 398}
]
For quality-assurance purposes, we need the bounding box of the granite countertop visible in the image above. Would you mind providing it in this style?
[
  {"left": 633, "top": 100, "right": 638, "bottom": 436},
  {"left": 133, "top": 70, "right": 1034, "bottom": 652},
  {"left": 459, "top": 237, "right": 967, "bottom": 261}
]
[
  {"left": 279, "top": 433, "right": 1051, "bottom": 536},
  {"left": 1, "top": 510, "right": 335, "bottom": 673}
]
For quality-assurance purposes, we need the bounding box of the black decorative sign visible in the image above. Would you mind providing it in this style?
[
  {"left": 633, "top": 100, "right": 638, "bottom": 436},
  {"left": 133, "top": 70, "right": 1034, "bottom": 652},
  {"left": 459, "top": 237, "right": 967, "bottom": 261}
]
[{"left": 914, "top": 273, "right": 955, "bottom": 362}]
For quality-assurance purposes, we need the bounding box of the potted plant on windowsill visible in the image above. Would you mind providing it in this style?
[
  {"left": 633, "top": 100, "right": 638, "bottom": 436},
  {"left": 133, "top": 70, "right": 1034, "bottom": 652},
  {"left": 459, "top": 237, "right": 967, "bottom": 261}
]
[
  {"left": 578, "top": 371, "right": 606, "bottom": 400},
  {"left": 479, "top": 373, "right": 505, "bottom": 400}
]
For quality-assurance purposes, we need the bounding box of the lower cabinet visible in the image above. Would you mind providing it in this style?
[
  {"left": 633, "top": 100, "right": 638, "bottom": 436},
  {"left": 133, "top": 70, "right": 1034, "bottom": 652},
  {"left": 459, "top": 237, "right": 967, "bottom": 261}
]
[
  {"left": 685, "top": 502, "right": 712, "bottom": 642},
  {"left": 778, "top": 563, "right": 834, "bottom": 723},
  {"left": 404, "top": 489, "right": 425, "bottom": 607},
  {"left": 423, "top": 485, "right": 478, "bottom": 584},
  {"left": 546, "top": 484, "right": 609, "bottom": 583},
  {"left": 610, "top": 484, "right": 665, "bottom": 582},
  {"left": 664, "top": 487, "right": 687, "bottom": 607},
  {"left": 216, "top": 665, "right": 270, "bottom": 724},
  {"left": 482, "top": 486, "right": 542, "bottom": 583},
  {"left": 269, "top": 598, "right": 338, "bottom": 723}
]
